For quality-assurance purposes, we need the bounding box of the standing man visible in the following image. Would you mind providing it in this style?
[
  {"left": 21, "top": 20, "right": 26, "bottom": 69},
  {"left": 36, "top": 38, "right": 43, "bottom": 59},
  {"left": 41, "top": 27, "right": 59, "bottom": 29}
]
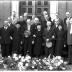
[
  {"left": 0, "top": 21, "right": 13, "bottom": 58},
  {"left": 63, "top": 12, "right": 71, "bottom": 58},
  {"left": 53, "top": 13, "right": 64, "bottom": 56},
  {"left": 67, "top": 18, "right": 72, "bottom": 64}
]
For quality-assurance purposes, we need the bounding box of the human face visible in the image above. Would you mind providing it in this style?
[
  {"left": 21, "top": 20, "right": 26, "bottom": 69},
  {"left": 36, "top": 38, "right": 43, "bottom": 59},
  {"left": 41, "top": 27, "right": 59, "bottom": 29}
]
[
  {"left": 55, "top": 19, "right": 59, "bottom": 25},
  {"left": 44, "top": 15, "right": 49, "bottom": 21},
  {"left": 4, "top": 21, "right": 8, "bottom": 27},
  {"left": 16, "top": 24, "right": 20, "bottom": 28},
  {"left": 66, "top": 14, "right": 70, "bottom": 18},
  {"left": 46, "top": 21, "right": 51, "bottom": 27},
  {"left": 20, "top": 16, "right": 23, "bottom": 21},
  {"left": 34, "top": 18, "right": 39, "bottom": 24},
  {"left": 27, "top": 19, "right": 31, "bottom": 25},
  {"left": 23, "top": 13, "right": 28, "bottom": 20},
  {"left": 12, "top": 11, "right": 16, "bottom": 16},
  {"left": 37, "top": 25, "right": 41, "bottom": 30}
]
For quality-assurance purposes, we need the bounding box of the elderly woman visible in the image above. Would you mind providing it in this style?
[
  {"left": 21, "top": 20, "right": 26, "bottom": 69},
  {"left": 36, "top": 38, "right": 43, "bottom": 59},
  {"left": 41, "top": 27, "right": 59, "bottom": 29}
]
[
  {"left": 12, "top": 24, "right": 22, "bottom": 54},
  {"left": 43, "top": 21, "right": 56, "bottom": 57}
]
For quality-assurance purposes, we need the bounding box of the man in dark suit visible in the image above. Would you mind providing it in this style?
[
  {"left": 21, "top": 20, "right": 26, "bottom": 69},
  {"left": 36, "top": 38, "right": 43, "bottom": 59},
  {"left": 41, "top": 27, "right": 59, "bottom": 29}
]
[
  {"left": 7, "top": 17, "right": 16, "bottom": 56},
  {"left": 53, "top": 17, "right": 64, "bottom": 56},
  {"left": 67, "top": 18, "right": 72, "bottom": 64},
  {"left": 0, "top": 21, "right": 13, "bottom": 58},
  {"left": 41, "top": 12, "right": 52, "bottom": 32},
  {"left": 63, "top": 12, "right": 71, "bottom": 58}
]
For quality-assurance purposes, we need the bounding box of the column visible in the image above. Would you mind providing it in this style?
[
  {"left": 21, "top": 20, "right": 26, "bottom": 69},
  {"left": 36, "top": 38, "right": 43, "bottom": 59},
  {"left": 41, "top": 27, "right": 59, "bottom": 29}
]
[
  {"left": 12, "top": 0, "right": 19, "bottom": 17},
  {"left": 50, "top": 1, "right": 58, "bottom": 21}
]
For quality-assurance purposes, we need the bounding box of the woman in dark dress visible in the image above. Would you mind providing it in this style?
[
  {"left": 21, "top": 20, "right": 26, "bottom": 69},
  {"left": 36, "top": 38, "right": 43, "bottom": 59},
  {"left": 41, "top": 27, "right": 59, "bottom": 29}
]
[
  {"left": 43, "top": 21, "right": 56, "bottom": 58},
  {"left": 12, "top": 24, "right": 22, "bottom": 54},
  {"left": 33, "top": 23, "right": 42, "bottom": 57}
]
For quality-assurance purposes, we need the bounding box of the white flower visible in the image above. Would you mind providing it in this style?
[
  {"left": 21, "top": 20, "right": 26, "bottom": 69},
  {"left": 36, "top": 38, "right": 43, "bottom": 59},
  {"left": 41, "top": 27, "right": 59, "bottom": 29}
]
[
  {"left": 56, "top": 56, "right": 61, "bottom": 60},
  {"left": 25, "top": 55, "right": 31, "bottom": 60},
  {"left": 49, "top": 66, "right": 53, "bottom": 70},
  {"left": 14, "top": 57, "right": 19, "bottom": 61},
  {"left": 18, "top": 62, "right": 23, "bottom": 67},
  {"left": 32, "top": 66, "right": 34, "bottom": 68},
  {"left": 25, "top": 63, "right": 29, "bottom": 67},
  {"left": 13, "top": 53, "right": 17, "bottom": 58},
  {"left": 18, "top": 62, "right": 25, "bottom": 71},
  {"left": 21, "top": 56, "right": 25, "bottom": 62},
  {"left": 32, "top": 60, "right": 36, "bottom": 65},
  {"left": 18, "top": 55, "right": 22, "bottom": 59}
]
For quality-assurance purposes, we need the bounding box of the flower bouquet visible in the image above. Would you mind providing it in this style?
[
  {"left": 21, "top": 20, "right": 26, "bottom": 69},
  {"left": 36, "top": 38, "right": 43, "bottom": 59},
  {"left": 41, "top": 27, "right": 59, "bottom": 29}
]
[{"left": 2, "top": 54, "right": 67, "bottom": 71}]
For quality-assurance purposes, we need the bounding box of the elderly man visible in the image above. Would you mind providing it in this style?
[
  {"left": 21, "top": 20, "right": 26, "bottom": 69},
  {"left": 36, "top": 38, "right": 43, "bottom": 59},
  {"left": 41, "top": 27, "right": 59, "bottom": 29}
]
[
  {"left": 0, "top": 21, "right": 13, "bottom": 57},
  {"left": 53, "top": 13, "right": 64, "bottom": 56},
  {"left": 63, "top": 12, "right": 71, "bottom": 59},
  {"left": 67, "top": 18, "right": 72, "bottom": 64}
]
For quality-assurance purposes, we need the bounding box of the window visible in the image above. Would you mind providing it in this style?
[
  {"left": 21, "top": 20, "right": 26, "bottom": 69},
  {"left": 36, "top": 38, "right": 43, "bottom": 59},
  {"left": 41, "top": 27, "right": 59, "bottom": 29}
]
[
  {"left": 21, "top": 8, "right": 27, "bottom": 15},
  {"left": 44, "top": 1, "right": 48, "bottom": 6},
  {"left": 28, "top": 16, "right": 32, "bottom": 19},
  {"left": 28, "top": 1, "right": 32, "bottom": 6},
  {"left": 28, "top": 8, "right": 32, "bottom": 13},
  {"left": 37, "top": 1, "right": 41, "bottom": 6},
  {"left": 22, "top": 1, "right": 26, "bottom": 6},
  {"left": 37, "top": 8, "right": 41, "bottom": 14},
  {"left": 44, "top": 8, "right": 48, "bottom": 11}
]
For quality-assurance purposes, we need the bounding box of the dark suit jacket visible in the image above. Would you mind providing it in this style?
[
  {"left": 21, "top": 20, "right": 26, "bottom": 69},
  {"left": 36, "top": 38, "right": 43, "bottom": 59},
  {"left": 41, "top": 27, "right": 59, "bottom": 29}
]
[
  {"left": 0, "top": 27, "right": 13, "bottom": 44},
  {"left": 43, "top": 26, "right": 56, "bottom": 43}
]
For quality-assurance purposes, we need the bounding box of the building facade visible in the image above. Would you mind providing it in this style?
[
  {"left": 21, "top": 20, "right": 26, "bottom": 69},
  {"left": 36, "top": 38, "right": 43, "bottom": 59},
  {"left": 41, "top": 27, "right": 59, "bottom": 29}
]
[{"left": 0, "top": 0, "right": 72, "bottom": 27}]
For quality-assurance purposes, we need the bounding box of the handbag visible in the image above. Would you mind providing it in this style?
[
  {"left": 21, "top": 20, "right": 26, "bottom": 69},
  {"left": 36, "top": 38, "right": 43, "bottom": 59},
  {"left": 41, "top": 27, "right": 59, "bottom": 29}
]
[{"left": 46, "top": 42, "right": 52, "bottom": 48}]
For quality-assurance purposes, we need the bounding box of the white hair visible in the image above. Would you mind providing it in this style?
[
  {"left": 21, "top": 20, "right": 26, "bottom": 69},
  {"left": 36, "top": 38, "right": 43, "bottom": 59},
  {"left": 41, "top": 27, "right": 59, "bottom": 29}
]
[{"left": 43, "top": 11, "right": 47, "bottom": 15}]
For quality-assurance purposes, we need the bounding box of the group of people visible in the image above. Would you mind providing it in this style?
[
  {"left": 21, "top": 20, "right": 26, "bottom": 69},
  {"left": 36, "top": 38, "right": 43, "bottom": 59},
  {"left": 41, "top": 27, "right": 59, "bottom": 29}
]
[{"left": 0, "top": 11, "right": 72, "bottom": 64}]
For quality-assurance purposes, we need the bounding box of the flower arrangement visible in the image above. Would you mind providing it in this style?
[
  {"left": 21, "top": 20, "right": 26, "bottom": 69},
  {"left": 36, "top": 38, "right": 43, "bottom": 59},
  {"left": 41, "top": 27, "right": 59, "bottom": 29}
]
[{"left": 2, "top": 54, "right": 67, "bottom": 71}]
